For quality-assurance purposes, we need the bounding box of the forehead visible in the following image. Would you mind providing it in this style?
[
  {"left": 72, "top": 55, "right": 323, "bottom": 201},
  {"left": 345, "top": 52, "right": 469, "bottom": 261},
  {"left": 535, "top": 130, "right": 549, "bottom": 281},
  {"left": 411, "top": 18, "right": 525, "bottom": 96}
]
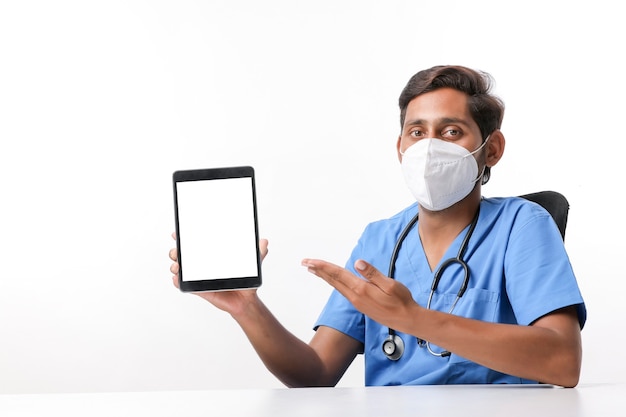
[{"left": 403, "top": 88, "right": 473, "bottom": 127}]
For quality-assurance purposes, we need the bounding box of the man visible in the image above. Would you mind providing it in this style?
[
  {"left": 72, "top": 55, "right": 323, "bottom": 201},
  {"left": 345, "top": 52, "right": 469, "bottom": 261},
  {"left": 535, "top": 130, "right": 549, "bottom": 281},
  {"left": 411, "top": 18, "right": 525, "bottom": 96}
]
[{"left": 169, "top": 65, "right": 586, "bottom": 388}]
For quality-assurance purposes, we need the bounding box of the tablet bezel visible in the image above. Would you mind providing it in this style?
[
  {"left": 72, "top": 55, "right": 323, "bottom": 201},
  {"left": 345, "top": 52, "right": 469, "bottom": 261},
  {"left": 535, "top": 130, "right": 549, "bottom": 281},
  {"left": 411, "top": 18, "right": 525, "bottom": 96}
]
[{"left": 172, "top": 166, "right": 262, "bottom": 292}]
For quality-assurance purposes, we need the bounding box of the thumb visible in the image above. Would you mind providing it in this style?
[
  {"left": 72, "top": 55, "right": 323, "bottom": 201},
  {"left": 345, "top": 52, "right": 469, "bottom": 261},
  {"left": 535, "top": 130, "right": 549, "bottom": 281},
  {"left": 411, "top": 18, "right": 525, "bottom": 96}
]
[
  {"left": 355, "top": 259, "right": 412, "bottom": 301},
  {"left": 355, "top": 260, "right": 389, "bottom": 287}
]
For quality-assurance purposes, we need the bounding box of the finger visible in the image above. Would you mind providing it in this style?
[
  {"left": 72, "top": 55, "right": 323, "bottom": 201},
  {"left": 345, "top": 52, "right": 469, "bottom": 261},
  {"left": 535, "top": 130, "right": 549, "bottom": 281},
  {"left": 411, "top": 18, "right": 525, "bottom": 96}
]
[
  {"left": 169, "top": 248, "right": 178, "bottom": 261},
  {"left": 354, "top": 259, "right": 394, "bottom": 294},
  {"left": 302, "top": 258, "right": 360, "bottom": 294},
  {"left": 170, "top": 262, "right": 179, "bottom": 274},
  {"left": 171, "top": 231, "right": 176, "bottom": 240},
  {"left": 259, "top": 238, "right": 269, "bottom": 261},
  {"left": 172, "top": 275, "right": 180, "bottom": 289}
]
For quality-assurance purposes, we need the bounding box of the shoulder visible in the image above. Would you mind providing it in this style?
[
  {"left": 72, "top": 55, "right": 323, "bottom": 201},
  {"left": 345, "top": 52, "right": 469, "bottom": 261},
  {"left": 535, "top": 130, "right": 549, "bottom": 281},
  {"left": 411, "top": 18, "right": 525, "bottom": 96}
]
[
  {"left": 347, "top": 203, "right": 418, "bottom": 267},
  {"left": 361, "top": 202, "right": 418, "bottom": 237},
  {"left": 479, "top": 195, "right": 564, "bottom": 243},
  {"left": 481, "top": 195, "right": 555, "bottom": 226},
  {"left": 482, "top": 195, "right": 550, "bottom": 215}
]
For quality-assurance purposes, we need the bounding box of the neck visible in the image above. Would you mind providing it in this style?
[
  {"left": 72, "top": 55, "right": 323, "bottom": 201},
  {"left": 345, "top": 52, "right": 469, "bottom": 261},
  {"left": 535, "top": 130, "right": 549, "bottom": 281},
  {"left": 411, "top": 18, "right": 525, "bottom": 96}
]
[
  {"left": 417, "top": 188, "right": 481, "bottom": 248},
  {"left": 416, "top": 188, "right": 482, "bottom": 271}
]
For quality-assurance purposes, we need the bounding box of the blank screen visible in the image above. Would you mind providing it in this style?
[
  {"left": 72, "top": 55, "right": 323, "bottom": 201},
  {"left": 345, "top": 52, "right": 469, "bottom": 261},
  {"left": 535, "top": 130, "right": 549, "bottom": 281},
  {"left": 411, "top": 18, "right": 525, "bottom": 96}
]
[{"left": 176, "top": 177, "right": 258, "bottom": 282}]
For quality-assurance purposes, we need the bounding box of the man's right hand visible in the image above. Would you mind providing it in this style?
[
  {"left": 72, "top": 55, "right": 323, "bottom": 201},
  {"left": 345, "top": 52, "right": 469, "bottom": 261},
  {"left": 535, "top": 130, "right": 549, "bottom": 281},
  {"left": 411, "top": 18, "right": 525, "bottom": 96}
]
[{"left": 169, "top": 232, "right": 269, "bottom": 315}]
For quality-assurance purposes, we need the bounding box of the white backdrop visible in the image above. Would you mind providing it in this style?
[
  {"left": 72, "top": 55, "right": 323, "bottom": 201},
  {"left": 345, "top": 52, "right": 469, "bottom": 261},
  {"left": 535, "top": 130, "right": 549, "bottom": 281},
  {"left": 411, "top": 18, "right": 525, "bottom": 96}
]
[{"left": 0, "top": 0, "right": 623, "bottom": 393}]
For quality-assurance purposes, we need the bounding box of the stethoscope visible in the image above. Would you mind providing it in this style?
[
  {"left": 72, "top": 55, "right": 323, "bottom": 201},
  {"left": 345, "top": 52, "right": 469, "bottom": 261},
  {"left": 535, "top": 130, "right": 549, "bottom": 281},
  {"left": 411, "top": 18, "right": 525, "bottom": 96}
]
[{"left": 381, "top": 208, "right": 480, "bottom": 361}]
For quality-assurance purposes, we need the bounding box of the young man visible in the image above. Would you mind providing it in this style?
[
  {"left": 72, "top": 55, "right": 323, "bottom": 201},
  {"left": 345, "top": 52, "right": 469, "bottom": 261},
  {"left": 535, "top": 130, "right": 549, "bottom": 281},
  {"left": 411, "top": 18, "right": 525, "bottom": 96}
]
[{"left": 169, "top": 65, "right": 586, "bottom": 388}]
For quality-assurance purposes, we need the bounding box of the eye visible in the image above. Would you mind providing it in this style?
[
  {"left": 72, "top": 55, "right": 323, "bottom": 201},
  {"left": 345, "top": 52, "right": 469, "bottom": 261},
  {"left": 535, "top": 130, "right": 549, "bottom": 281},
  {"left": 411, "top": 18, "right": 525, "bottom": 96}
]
[
  {"left": 409, "top": 129, "right": 424, "bottom": 138},
  {"left": 442, "top": 128, "right": 462, "bottom": 139}
]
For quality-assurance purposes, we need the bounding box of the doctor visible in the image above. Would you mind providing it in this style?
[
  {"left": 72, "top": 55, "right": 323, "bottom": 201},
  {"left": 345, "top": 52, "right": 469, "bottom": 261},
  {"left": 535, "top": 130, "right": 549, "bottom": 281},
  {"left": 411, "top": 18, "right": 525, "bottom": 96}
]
[{"left": 169, "top": 65, "right": 586, "bottom": 388}]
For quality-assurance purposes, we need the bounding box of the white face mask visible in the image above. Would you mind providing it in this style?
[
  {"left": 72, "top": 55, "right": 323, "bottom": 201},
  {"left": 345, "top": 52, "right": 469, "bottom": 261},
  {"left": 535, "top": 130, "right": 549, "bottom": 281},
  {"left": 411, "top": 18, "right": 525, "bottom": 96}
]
[{"left": 400, "top": 137, "right": 489, "bottom": 211}]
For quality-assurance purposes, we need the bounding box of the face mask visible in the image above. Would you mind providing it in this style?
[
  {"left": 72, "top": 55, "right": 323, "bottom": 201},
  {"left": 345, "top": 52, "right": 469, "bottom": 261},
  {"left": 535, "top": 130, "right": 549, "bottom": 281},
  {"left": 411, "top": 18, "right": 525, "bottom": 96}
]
[{"left": 400, "top": 137, "right": 489, "bottom": 211}]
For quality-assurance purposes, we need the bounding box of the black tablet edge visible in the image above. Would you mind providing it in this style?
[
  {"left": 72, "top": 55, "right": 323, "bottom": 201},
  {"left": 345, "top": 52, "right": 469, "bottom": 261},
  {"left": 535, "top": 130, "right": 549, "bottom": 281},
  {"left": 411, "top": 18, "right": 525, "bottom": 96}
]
[
  {"left": 172, "top": 166, "right": 262, "bottom": 293},
  {"left": 179, "top": 276, "right": 262, "bottom": 293},
  {"left": 173, "top": 166, "right": 255, "bottom": 182}
]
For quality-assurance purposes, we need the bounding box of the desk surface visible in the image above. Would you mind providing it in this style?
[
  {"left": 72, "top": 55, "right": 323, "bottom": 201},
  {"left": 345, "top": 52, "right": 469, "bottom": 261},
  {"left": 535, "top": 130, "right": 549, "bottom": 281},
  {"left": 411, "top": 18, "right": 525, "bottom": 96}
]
[{"left": 1, "top": 383, "right": 624, "bottom": 417}]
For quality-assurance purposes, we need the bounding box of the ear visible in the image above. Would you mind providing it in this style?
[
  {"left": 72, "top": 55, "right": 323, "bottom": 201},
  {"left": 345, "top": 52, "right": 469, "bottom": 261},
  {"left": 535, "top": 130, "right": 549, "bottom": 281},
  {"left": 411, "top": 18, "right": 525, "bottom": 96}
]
[
  {"left": 396, "top": 136, "right": 403, "bottom": 163},
  {"left": 485, "top": 130, "right": 505, "bottom": 168}
]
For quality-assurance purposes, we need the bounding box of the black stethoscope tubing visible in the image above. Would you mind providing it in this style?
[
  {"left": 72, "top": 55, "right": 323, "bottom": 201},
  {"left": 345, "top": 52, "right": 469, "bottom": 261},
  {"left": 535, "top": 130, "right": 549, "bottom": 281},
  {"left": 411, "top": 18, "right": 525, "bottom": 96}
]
[{"left": 382, "top": 207, "right": 480, "bottom": 360}]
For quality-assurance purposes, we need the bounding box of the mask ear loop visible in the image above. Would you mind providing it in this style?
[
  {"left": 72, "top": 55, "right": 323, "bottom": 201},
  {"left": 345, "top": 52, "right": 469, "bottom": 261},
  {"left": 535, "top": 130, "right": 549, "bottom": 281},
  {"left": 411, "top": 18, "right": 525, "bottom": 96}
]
[
  {"left": 467, "top": 134, "right": 491, "bottom": 157},
  {"left": 465, "top": 134, "right": 491, "bottom": 184}
]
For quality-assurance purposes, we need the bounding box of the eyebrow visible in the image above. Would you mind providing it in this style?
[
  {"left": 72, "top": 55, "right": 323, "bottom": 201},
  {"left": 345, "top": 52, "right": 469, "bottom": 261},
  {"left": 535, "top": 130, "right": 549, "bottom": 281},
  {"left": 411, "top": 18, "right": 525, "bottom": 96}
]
[{"left": 404, "top": 117, "right": 471, "bottom": 127}]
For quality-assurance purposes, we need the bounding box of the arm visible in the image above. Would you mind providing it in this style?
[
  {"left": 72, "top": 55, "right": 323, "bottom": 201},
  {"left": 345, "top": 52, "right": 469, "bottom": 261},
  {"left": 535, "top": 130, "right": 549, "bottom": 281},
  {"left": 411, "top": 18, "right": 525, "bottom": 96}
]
[
  {"left": 302, "top": 258, "right": 582, "bottom": 387},
  {"left": 230, "top": 296, "right": 362, "bottom": 387},
  {"left": 169, "top": 236, "right": 361, "bottom": 387}
]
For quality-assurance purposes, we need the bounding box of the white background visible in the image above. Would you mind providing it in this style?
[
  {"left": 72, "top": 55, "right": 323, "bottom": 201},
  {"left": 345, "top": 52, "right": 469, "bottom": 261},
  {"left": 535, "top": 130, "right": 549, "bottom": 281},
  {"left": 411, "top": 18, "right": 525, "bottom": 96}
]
[{"left": 0, "top": 0, "right": 623, "bottom": 393}]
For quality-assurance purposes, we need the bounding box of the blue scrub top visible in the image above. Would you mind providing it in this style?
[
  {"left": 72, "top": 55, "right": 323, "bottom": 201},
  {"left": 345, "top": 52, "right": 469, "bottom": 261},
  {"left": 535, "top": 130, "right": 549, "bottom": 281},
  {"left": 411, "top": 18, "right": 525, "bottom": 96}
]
[{"left": 314, "top": 197, "right": 587, "bottom": 386}]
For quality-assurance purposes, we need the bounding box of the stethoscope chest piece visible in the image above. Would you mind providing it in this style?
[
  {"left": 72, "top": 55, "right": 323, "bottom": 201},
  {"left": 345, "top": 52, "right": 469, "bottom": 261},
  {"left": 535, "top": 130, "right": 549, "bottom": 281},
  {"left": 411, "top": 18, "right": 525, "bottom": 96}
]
[{"left": 382, "top": 334, "right": 405, "bottom": 361}]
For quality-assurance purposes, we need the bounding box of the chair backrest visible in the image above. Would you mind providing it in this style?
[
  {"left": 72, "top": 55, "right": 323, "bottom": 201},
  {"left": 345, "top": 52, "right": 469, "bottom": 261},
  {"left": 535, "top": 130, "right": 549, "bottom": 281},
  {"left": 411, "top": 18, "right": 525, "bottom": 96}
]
[{"left": 519, "top": 191, "right": 569, "bottom": 240}]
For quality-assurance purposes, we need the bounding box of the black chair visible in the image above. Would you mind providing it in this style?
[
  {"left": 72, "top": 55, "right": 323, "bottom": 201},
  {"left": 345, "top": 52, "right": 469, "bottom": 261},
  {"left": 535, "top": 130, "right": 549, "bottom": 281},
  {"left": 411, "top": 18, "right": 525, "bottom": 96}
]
[{"left": 519, "top": 191, "right": 569, "bottom": 241}]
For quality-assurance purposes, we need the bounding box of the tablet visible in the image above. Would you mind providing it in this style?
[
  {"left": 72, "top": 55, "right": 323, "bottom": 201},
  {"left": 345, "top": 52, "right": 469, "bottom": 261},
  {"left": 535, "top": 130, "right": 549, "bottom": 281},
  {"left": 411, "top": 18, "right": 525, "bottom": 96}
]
[{"left": 172, "top": 166, "right": 262, "bottom": 292}]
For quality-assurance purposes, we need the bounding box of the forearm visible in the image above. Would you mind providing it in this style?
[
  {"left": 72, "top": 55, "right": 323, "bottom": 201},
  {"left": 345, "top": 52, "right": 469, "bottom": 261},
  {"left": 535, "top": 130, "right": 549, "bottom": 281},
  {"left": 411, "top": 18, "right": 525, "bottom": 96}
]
[
  {"left": 304, "top": 259, "right": 583, "bottom": 387},
  {"left": 231, "top": 295, "right": 330, "bottom": 388},
  {"left": 402, "top": 305, "right": 582, "bottom": 387}
]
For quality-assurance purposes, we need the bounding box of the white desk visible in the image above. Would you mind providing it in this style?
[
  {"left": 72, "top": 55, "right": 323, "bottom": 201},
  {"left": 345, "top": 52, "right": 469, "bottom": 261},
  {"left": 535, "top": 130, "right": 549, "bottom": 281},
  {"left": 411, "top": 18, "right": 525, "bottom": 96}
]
[{"left": 1, "top": 383, "right": 624, "bottom": 416}]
